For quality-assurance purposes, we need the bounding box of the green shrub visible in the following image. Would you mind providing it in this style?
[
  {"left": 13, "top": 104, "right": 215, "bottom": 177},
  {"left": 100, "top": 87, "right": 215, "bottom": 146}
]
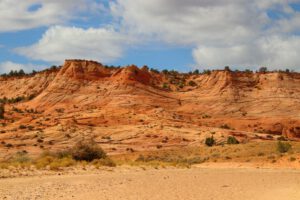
[
  {"left": 188, "top": 80, "right": 197, "bottom": 87},
  {"left": 0, "top": 103, "right": 4, "bottom": 119},
  {"left": 227, "top": 136, "right": 239, "bottom": 145},
  {"left": 162, "top": 83, "right": 170, "bottom": 89},
  {"left": 178, "top": 82, "right": 185, "bottom": 88},
  {"left": 48, "top": 157, "right": 75, "bottom": 170},
  {"left": 11, "top": 151, "right": 31, "bottom": 163},
  {"left": 205, "top": 136, "right": 215, "bottom": 147},
  {"left": 19, "top": 125, "right": 27, "bottom": 129},
  {"left": 71, "top": 140, "right": 107, "bottom": 162},
  {"left": 220, "top": 124, "right": 231, "bottom": 129},
  {"left": 277, "top": 141, "right": 291, "bottom": 153},
  {"left": 259, "top": 67, "right": 268, "bottom": 73},
  {"left": 193, "top": 69, "right": 200, "bottom": 74},
  {"left": 91, "top": 158, "right": 116, "bottom": 167},
  {"left": 277, "top": 136, "right": 288, "bottom": 141},
  {"left": 203, "top": 70, "right": 211, "bottom": 75},
  {"left": 202, "top": 114, "right": 211, "bottom": 119}
]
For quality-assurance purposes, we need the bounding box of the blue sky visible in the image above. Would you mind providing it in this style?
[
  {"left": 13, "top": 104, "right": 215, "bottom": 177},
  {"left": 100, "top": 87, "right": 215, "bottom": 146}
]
[{"left": 1, "top": 0, "right": 300, "bottom": 73}]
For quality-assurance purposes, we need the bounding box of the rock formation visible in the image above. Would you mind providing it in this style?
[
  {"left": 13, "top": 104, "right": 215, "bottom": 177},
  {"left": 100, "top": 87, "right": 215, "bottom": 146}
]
[{"left": 0, "top": 60, "right": 299, "bottom": 157}]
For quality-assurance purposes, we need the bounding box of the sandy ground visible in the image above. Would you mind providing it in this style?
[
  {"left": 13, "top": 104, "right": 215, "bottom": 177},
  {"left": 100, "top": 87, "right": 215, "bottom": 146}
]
[{"left": 0, "top": 167, "right": 300, "bottom": 200}]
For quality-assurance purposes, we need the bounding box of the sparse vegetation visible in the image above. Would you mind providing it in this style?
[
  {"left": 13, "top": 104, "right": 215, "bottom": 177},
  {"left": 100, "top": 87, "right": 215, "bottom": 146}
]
[
  {"left": 193, "top": 69, "right": 199, "bottom": 74},
  {"left": 0, "top": 142, "right": 115, "bottom": 171},
  {"left": 162, "top": 83, "right": 170, "bottom": 90},
  {"left": 150, "top": 68, "right": 160, "bottom": 74},
  {"left": 259, "top": 67, "right": 268, "bottom": 73},
  {"left": 203, "top": 69, "right": 211, "bottom": 75},
  {"left": 19, "top": 125, "right": 27, "bottom": 129},
  {"left": 227, "top": 136, "right": 239, "bottom": 145},
  {"left": 277, "top": 141, "right": 291, "bottom": 153},
  {"left": 0, "top": 94, "right": 37, "bottom": 104},
  {"left": 188, "top": 80, "right": 197, "bottom": 87},
  {"left": 220, "top": 124, "right": 231, "bottom": 130},
  {"left": 277, "top": 136, "right": 288, "bottom": 141},
  {"left": 202, "top": 114, "right": 211, "bottom": 119},
  {"left": 289, "top": 157, "right": 296, "bottom": 162},
  {"left": 224, "top": 66, "right": 231, "bottom": 71},
  {"left": 0, "top": 103, "right": 4, "bottom": 119},
  {"left": 1, "top": 141, "right": 300, "bottom": 174},
  {"left": 71, "top": 140, "right": 107, "bottom": 162},
  {"left": 135, "top": 154, "right": 204, "bottom": 167},
  {"left": 205, "top": 136, "right": 215, "bottom": 147}
]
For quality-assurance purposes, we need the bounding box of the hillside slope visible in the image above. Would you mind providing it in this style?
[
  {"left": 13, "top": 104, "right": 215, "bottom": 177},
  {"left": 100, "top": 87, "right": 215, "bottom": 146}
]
[{"left": 0, "top": 60, "right": 299, "bottom": 158}]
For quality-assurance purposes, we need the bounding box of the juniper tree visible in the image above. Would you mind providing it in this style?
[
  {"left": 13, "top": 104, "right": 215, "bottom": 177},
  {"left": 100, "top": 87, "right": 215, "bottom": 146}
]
[{"left": 0, "top": 103, "right": 4, "bottom": 119}]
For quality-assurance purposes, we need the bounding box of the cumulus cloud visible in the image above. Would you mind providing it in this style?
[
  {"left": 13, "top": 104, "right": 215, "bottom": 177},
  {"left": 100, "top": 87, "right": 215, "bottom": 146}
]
[
  {"left": 192, "top": 36, "right": 300, "bottom": 70},
  {"left": 8, "top": 0, "right": 300, "bottom": 69},
  {"left": 15, "top": 26, "right": 134, "bottom": 64},
  {"left": 0, "top": 0, "right": 104, "bottom": 32},
  {"left": 111, "top": 0, "right": 300, "bottom": 69},
  {"left": 0, "top": 61, "right": 36, "bottom": 74},
  {"left": 111, "top": 0, "right": 267, "bottom": 46}
]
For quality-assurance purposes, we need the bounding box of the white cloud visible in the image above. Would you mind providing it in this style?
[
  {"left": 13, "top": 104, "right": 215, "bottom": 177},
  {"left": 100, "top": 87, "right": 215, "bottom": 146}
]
[
  {"left": 111, "top": 0, "right": 267, "bottom": 46},
  {"left": 193, "top": 36, "right": 300, "bottom": 70},
  {"left": 8, "top": 0, "right": 300, "bottom": 69},
  {"left": 15, "top": 26, "right": 134, "bottom": 64},
  {"left": 110, "top": 0, "right": 300, "bottom": 69},
  {"left": 0, "top": 61, "right": 36, "bottom": 74},
  {"left": 0, "top": 0, "right": 104, "bottom": 32}
]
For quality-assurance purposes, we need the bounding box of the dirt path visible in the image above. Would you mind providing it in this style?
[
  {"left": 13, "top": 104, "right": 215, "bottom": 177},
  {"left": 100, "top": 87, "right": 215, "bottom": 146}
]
[{"left": 0, "top": 168, "right": 300, "bottom": 200}]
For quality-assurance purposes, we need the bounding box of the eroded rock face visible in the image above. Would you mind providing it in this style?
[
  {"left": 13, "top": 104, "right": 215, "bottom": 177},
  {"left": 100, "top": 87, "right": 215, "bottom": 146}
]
[
  {"left": 284, "top": 125, "right": 300, "bottom": 138},
  {"left": 59, "top": 60, "right": 111, "bottom": 80},
  {"left": 112, "top": 65, "right": 155, "bottom": 85},
  {"left": 0, "top": 59, "right": 300, "bottom": 158}
]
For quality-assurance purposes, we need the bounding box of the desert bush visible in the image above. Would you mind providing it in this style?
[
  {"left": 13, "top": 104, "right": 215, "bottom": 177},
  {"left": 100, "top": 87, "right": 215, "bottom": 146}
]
[
  {"left": 135, "top": 154, "right": 203, "bottom": 167},
  {"left": 205, "top": 136, "right": 215, "bottom": 147},
  {"left": 48, "top": 157, "right": 75, "bottom": 170},
  {"left": 162, "top": 69, "right": 169, "bottom": 74},
  {"left": 71, "top": 140, "right": 107, "bottom": 162},
  {"left": 55, "top": 149, "right": 72, "bottom": 159},
  {"left": 5, "top": 143, "right": 13, "bottom": 148},
  {"left": 12, "top": 107, "right": 23, "bottom": 113},
  {"left": 224, "top": 66, "right": 231, "bottom": 71},
  {"left": 188, "top": 80, "right": 197, "bottom": 87},
  {"left": 257, "top": 152, "right": 265, "bottom": 157},
  {"left": 0, "top": 142, "right": 113, "bottom": 170},
  {"left": 203, "top": 70, "right": 211, "bottom": 75},
  {"left": 34, "top": 154, "right": 75, "bottom": 170},
  {"left": 193, "top": 69, "right": 199, "bottom": 74},
  {"left": 11, "top": 151, "right": 31, "bottom": 164},
  {"left": 259, "top": 67, "right": 268, "bottom": 73},
  {"left": 227, "top": 136, "right": 239, "bottom": 145},
  {"left": 35, "top": 155, "right": 56, "bottom": 169},
  {"left": 220, "top": 124, "right": 231, "bottom": 129},
  {"left": 91, "top": 158, "right": 116, "bottom": 168},
  {"left": 19, "top": 125, "right": 27, "bottom": 129},
  {"left": 202, "top": 114, "right": 211, "bottom": 119},
  {"left": 150, "top": 68, "right": 160, "bottom": 73},
  {"left": 178, "top": 82, "right": 185, "bottom": 88},
  {"left": 277, "top": 141, "right": 291, "bottom": 153},
  {"left": 162, "top": 83, "right": 170, "bottom": 89},
  {"left": 0, "top": 103, "right": 4, "bottom": 119},
  {"left": 277, "top": 136, "right": 288, "bottom": 141},
  {"left": 37, "top": 138, "right": 44, "bottom": 143},
  {"left": 289, "top": 157, "right": 296, "bottom": 162}
]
